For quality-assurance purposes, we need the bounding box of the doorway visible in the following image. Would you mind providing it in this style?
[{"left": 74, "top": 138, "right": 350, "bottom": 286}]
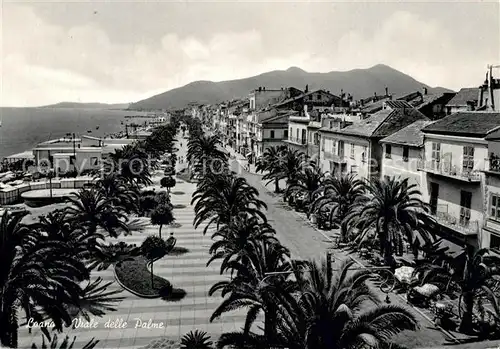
[{"left": 430, "top": 182, "right": 439, "bottom": 215}]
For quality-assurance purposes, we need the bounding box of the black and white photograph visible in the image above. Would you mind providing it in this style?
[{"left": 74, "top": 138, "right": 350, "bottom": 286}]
[{"left": 1, "top": 1, "right": 500, "bottom": 348}]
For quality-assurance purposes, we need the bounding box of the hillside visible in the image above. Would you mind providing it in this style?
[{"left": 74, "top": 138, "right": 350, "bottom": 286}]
[
  {"left": 129, "top": 64, "right": 453, "bottom": 110},
  {"left": 41, "top": 102, "right": 130, "bottom": 110}
]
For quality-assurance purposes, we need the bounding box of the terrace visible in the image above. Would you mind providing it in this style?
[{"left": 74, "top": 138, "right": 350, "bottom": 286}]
[
  {"left": 429, "top": 203, "right": 480, "bottom": 236},
  {"left": 417, "top": 159, "right": 481, "bottom": 182}
]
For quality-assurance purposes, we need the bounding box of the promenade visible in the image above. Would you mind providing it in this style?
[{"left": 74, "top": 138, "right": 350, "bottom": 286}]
[{"left": 16, "top": 138, "right": 253, "bottom": 349}]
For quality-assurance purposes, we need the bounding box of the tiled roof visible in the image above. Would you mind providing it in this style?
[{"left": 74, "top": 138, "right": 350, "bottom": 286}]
[
  {"left": 446, "top": 88, "right": 479, "bottom": 106},
  {"left": 360, "top": 99, "right": 387, "bottom": 114},
  {"left": 334, "top": 107, "right": 428, "bottom": 138},
  {"left": 380, "top": 120, "right": 435, "bottom": 147},
  {"left": 385, "top": 100, "right": 413, "bottom": 109},
  {"left": 422, "top": 112, "right": 500, "bottom": 137},
  {"left": 334, "top": 110, "right": 392, "bottom": 137}
]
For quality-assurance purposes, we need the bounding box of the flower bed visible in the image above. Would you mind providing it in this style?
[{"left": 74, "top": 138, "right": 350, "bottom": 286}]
[{"left": 114, "top": 256, "right": 171, "bottom": 298}]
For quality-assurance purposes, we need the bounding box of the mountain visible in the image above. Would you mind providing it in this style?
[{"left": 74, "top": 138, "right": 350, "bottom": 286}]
[
  {"left": 41, "top": 102, "right": 130, "bottom": 110},
  {"left": 129, "top": 64, "right": 453, "bottom": 110}
]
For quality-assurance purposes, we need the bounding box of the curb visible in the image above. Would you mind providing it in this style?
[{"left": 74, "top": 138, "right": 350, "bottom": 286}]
[
  {"left": 114, "top": 259, "right": 162, "bottom": 299},
  {"left": 258, "top": 181, "right": 459, "bottom": 344}
]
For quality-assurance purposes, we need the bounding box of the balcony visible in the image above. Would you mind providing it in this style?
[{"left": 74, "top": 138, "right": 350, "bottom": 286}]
[
  {"left": 429, "top": 204, "right": 479, "bottom": 236},
  {"left": 287, "top": 137, "right": 307, "bottom": 145},
  {"left": 486, "top": 156, "right": 500, "bottom": 175},
  {"left": 417, "top": 159, "right": 481, "bottom": 182},
  {"left": 324, "top": 152, "right": 347, "bottom": 163}
]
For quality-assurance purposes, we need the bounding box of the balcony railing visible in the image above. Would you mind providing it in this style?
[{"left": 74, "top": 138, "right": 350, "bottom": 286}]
[
  {"left": 324, "top": 152, "right": 347, "bottom": 163},
  {"left": 488, "top": 156, "right": 500, "bottom": 173},
  {"left": 417, "top": 159, "right": 481, "bottom": 182},
  {"left": 288, "top": 137, "right": 307, "bottom": 145},
  {"left": 429, "top": 204, "right": 479, "bottom": 236}
]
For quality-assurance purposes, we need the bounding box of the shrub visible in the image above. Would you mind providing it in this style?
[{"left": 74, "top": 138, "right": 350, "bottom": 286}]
[
  {"left": 180, "top": 330, "right": 213, "bottom": 349},
  {"left": 160, "top": 176, "right": 176, "bottom": 192},
  {"left": 141, "top": 236, "right": 167, "bottom": 261},
  {"left": 151, "top": 204, "right": 175, "bottom": 238}
]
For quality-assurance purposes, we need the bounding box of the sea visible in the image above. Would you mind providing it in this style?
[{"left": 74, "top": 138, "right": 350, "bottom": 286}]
[{"left": 0, "top": 107, "right": 150, "bottom": 159}]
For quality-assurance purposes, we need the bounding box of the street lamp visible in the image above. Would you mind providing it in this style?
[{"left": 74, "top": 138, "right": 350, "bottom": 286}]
[{"left": 47, "top": 168, "right": 55, "bottom": 198}]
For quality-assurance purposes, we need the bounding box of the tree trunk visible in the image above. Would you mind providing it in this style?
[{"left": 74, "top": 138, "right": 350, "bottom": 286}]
[
  {"left": 151, "top": 261, "right": 154, "bottom": 289},
  {"left": 159, "top": 224, "right": 162, "bottom": 238},
  {"left": 264, "top": 309, "right": 277, "bottom": 343},
  {"left": 0, "top": 308, "right": 18, "bottom": 348},
  {"left": 459, "top": 292, "right": 475, "bottom": 334},
  {"left": 274, "top": 178, "right": 280, "bottom": 193}
]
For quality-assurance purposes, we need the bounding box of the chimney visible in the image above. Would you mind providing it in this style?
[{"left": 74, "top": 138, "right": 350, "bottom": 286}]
[
  {"left": 263, "top": 87, "right": 266, "bottom": 91},
  {"left": 422, "top": 87, "right": 428, "bottom": 95},
  {"left": 374, "top": 92, "right": 377, "bottom": 100},
  {"left": 385, "top": 86, "right": 389, "bottom": 96},
  {"left": 258, "top": 87, "right": 262, "bottom": 92},
  {"left": 340, "top": 89, "right": 344, "bottom": 99}
]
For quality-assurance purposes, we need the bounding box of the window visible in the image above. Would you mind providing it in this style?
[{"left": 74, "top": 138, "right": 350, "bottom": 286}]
[
  {"left": 361, "top": 146, "right": 367, "bottom": 162},
  {"left": 284, "top": 130, "right": 288, "bottom": 139},
  {"left": 384, "top": 175, "right": 390, "bottom": 182},
  {"left": 350, "top": 144, "right": 355, "bottom": 159},
  {"left": 491, "top": 194, "right": 500, "bottom": 221},
  {"left": 289, "top": 128, "right": 292, "bottom": 140},
  {"left": 90, "top": 157, "right": 98, "bottom": 166},
  {"left": 385, "top": 144, "right": 392, "bottom": 159},
  {"left": 338, "top": 140, "right": 345, "bottom": 157},
  {"left": 403, "top": 146, "right": 409, "bottom": 162},
  {"left": 322, "top": 138, "right": 325, "bottom": 151},
  {"left": 296, "top": 129, "right": 299, "bottom": 142},
  {"left": 431, "top": 142, "right": 441, "bottom": 169},
  {"left": 332, "top": 140, "right": 337, "bottom": 155},
  {"left": 301, "top": 129, "right": 307, "bottom": 144},
  {"left": 270, "top": 130, "right": 275, "bottom": 139},
  {"left": 462, "top": 146, "right": 475, "bottom": 173},
  {"left": 317, "top": 94, "right": 321, "bottom": 100},
  {"left": 350, "top": 165, "right": 358, "bottom": 174}
]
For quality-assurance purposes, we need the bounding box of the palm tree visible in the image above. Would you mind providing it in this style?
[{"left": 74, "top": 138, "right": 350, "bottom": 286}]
[
  {"left": 31, "top": 335, "right": 99, "bottom": 349},
  {"left": 108, "top": 144, "right": 152, "bottom": 186},
  {"left": 95, "top": 173, "right": 140, "bottom": 214},
  {"left": 65, "top": 188, "right": 129, "bottom": 238},
  {"left": 310, "top": 174, "right": 364, "bottom": 240},
  {"left": 256, "top": 145, "right": 287, "bottom": 193},
  {"left": 187, "top": 134, "right": 228, "bottom": 176},
  {"left": 208, "top": 213, "right": 279, "bottom": 273},
  {"left": 344, "top": 177, "right": 434, "bottom": 265},
  {"left": 284, "top": 162, "right": 324, "bottom": 213},
  {"left": 0, "top": 210, "right": 89, "bottom": 347},
  {"left": 192, "top": 173, "right": 267, "bottom": 235},
  {"left": 209, "top": 240, "right": 298, "bottom": 343},
  {"left": 32, "top": 209, "right": 103, "bottom": 263},
  {"left": 276, "top": 259, "right": 419, "bottom": 349}
]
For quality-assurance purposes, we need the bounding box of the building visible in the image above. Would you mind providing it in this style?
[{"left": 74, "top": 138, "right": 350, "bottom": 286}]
[
  {"left": 380, "top": 119, "right": 434, "bottom": 187},
  {"left": 445, "top": 88, "right": 480, "bottom": 115},
  {"left": 479, "top": 64, "right": 500, "bottom": 111},
  {"left": 483, "top": 129, "right": 500, "bottom": 250},
  {"left": 319, "top": 106, "right": 428, "bottom": 179},
  {"left": 418, "top": 112, "right": 500, "bottom": 248},
  {"left": 33, "top": 135, "right": 104, "bottom": 174},
  {"left": 248, "top": 109, "right": 293, "bottom": 161}
]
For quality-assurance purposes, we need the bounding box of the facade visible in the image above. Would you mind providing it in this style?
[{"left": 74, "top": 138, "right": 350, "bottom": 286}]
[
  {"left": 319, "top": 107, "right": 428, "bottom": 179},
  {"left": 445, "top": 88, "right": 480, "bottom": 115},
  {"left": 33, "top": 135, "right": 103, "bottom": 174},
  {"left": 249, "top": 109, "right": 292, "bottom": 161},
  {"left": 483, "top": 130, "right": 500, "bottom": 250},
  {"left": 380, "top": 119, "right": 434, "bottom": 187},
  {"left": 418, "top": 112, "right": 500, "bottom": 248}
]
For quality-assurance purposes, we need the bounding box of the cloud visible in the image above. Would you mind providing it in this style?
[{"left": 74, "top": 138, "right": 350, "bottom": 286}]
[{"left": 1, "top": 3, "right": 498, "bottom": 106}]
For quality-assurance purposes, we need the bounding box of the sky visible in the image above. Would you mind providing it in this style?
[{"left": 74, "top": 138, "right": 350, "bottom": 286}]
[{"left": 1, "top": 0, "right": 499, "bottom": 107}]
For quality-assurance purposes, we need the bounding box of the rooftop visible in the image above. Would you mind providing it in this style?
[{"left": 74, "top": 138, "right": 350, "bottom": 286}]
[
  {"left": 385, "top": 100, "right": 413, "bottom": 109},
  {"left": 333, "top": 107, "right": 428, "bottom": 138},
  {"left": 422, "top": 112, "right": 500, "bottom": 137},
  {"left": 446, "top": 88, "right": 479, "bottom": 107},
  {"left": 380, "top": 120, "right": 435, "bottom": 147}
]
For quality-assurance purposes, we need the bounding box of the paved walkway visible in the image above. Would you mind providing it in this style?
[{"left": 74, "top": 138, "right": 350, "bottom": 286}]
[{"left": 16, "top": 138, "right": 253, "bottom": 349}]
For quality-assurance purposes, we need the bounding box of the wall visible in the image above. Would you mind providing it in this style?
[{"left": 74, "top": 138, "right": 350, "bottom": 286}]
[
  {"left": 423, "top": 134, "right": 488, "bottom": 174},
  {"left": 288, "top": 121, "right": 308, "bottom": 144},
  {"left": 483, "top": 175, "right": 500, "bottom": 248},
  {"left": 0, "top": 177, "right": 94, "bottom": 205},
  {"left": 381, "top": 144, "right": 424, "bottom": 188},
  {"left": 319, "top": 132, "right": 370, "bottom": 179}
]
